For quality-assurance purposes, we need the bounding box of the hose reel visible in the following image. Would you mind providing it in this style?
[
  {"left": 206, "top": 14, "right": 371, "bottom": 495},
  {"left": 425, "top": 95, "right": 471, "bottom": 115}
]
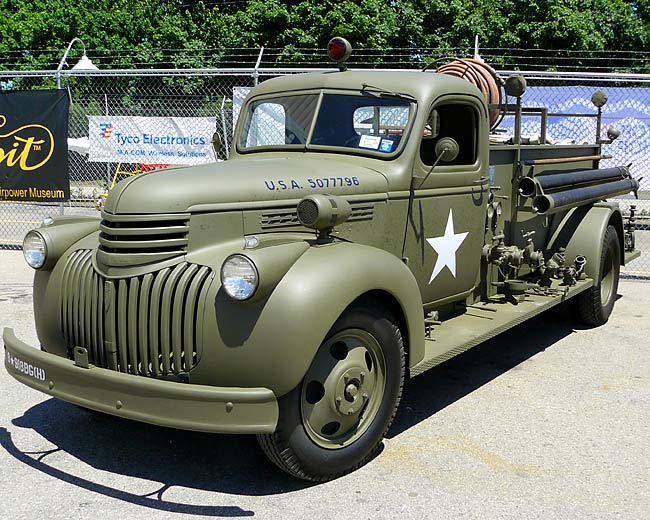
[{"left": 425, "top": 58, "right": 504, "bottom": 129}]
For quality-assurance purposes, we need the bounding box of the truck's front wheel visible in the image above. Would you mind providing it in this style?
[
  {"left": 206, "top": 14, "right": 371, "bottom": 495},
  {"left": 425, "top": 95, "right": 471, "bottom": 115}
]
[
  {"left": 578, "top": 224, "right": 620, "bottom": 326},
  {"left": 257, "top": 302, "right": 405, "bottom": 481}
]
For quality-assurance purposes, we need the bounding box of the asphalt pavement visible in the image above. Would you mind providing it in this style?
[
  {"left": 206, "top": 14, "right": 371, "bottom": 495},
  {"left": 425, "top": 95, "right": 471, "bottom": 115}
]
[{"left": 1, "top": 250, "right": 649, "bottom": 519}]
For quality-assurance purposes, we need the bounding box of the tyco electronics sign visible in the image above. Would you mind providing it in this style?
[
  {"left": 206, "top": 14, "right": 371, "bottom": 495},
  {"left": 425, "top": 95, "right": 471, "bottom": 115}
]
[
  {"left": 88, "top": 116, "right": 217, "bottom": 165},
  {"left": 0, "top": 89, "right": 69, "bottom": 202}
]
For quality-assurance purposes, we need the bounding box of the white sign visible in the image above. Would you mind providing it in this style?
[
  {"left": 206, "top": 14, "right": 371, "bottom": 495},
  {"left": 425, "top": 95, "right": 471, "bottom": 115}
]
[
  {"left": 359, "top": 135, "right": 381, "bottom": 149},
  {"left": 88, "top": 116, "right": 217, "bottom": 165},
  {"left": 232, "top": 87, "right": 252, "bottom": 132}
]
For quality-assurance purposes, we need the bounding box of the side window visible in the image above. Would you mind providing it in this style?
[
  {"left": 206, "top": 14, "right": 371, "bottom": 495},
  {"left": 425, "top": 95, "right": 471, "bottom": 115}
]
[{"left": 420, "top": 104, "right": 478, "bottom": 166}]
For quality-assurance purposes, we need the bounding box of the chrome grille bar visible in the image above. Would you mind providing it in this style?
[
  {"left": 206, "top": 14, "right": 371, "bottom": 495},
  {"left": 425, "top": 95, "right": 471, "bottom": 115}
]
[
  {"left": 138, "top": 273, "right": 153, "bottom": 375},
  {"left": 61, "top": 250, "right": 213, "bottom": 376},
  {"left": 98, "top": 212, "right": 191, "bottom": 267}
]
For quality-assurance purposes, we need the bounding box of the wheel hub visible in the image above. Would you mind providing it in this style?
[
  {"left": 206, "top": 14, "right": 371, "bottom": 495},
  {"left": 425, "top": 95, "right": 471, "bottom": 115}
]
[
  {"left": 300, "top": 329, "right": 387, "bottom": 449},
  {"left": 334, "top": 367, "right": 371, "bottom": 416},
  {"left": 345, "top": 383, "right": 358, "bottom": 400}
]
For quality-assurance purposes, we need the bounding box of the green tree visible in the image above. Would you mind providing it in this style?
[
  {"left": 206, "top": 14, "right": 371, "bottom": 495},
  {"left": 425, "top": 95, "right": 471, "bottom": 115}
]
[
  {"left": 0, "top": 0, "right": 212, "bottom": 69},
  {"left": 409, "top": 0, "right": 646, "bottom": 50},
  {"left": 0, "top": 0, "right": 648, "bottom": 70}
]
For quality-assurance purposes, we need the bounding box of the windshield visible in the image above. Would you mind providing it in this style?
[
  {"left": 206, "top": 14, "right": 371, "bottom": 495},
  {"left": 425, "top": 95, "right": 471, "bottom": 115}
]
[{"left": 239, "top": 92, "right": 413, "bottom": 156}]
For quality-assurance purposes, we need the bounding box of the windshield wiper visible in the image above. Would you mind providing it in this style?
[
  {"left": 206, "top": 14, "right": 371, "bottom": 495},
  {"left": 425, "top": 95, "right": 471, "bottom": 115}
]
[{"left": 361, "top": 83, "right": 416, "bottom": 102}]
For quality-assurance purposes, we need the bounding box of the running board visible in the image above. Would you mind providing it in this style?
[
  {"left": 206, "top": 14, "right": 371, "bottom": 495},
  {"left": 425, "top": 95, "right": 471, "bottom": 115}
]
[{"left": 410, "top": 278, "right": 593, "bottom": 377}]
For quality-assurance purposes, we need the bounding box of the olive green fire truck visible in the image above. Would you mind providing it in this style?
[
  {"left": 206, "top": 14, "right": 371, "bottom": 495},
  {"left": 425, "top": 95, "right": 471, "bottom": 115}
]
[{"left": 4, "top": 39, "right": 640, "bottom": 481}]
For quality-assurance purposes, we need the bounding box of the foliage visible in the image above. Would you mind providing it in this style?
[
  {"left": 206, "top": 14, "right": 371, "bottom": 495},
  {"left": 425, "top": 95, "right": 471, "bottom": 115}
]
[
  {"left": 409, "top": 0, "right": 646, "bottom": 50},
  {"left": 0, "top": 0, "right": 648, "bottom": 70}
]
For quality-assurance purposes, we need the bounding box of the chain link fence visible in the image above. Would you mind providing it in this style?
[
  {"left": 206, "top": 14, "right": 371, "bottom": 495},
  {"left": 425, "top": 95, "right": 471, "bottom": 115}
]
[{"left": 1, "top": 66, "right": 648, "bottom": 276}]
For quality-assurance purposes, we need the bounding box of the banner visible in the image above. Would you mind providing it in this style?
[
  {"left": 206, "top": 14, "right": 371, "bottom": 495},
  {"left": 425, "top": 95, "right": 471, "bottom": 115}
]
[
  {"left": 88, "top": 116, "right": 217, "bottom": 165},
  {"left": 0, "top": 89, "right": 69, "bottom": 201},
  {"left": 498, "top": 86, "right": 650, "bottom": 189}
]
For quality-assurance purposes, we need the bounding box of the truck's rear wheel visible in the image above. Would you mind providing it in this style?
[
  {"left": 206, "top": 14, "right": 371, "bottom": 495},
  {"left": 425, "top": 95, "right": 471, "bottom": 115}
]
[
  {"left": 578, "top": 225, "right": 620, "bottom": 326},
  {"left": 257, "top": 302, "right": 405, "bottom": 481}
]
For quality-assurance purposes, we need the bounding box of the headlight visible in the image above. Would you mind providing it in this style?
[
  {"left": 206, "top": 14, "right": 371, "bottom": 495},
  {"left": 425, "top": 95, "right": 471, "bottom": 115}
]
[
  {"left": 23, "top": 230, "right": 47, "bottom": 269},
  {"left": 221, "top": 254, "right": 258, "bottom": 300}
]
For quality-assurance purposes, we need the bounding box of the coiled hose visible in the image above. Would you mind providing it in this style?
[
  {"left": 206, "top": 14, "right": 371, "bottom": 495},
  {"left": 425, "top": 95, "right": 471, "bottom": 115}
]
[{"left": 435, "top": 58, "right": 503, "bottom": 129}]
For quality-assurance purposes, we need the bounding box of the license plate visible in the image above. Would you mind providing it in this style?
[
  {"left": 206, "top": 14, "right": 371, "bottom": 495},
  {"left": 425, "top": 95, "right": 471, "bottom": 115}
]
[{"left": 5, "top": 350, "right": 46, "bottom": 382}]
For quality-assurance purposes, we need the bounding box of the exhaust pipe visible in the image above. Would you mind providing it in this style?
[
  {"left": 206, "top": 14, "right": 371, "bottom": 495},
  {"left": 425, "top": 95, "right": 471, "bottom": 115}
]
[
  {"left": 532, "top": 177, "right": 639, "bottom": 215},
  {"left": 518, "top": 166, "right": 630, "bottom": 198}
]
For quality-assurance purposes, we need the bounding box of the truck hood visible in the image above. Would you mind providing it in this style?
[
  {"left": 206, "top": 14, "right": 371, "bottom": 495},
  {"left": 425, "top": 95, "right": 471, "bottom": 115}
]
[{"left": 103, "top": 155, "right": 389, "bottom": 214}]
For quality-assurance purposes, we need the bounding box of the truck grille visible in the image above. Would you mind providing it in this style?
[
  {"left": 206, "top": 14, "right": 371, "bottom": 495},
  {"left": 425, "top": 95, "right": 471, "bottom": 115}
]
[
  {"left": 61, "top": 249, "right": 214, "bottom": 376},
  {"left": 98, "top": 212, "right": 190, "bottom": 266}
]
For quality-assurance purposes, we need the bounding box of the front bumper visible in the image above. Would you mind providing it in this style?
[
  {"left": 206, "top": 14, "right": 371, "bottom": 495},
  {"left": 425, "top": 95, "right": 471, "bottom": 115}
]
[{"left": 3, "top": 328, "right": 278, "bottom": 434}]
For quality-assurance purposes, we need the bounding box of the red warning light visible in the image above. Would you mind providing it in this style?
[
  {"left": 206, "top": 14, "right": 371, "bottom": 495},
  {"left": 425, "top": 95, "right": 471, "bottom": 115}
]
[{"left": 327, "top": 37, "right": 352, "bottom": 69}]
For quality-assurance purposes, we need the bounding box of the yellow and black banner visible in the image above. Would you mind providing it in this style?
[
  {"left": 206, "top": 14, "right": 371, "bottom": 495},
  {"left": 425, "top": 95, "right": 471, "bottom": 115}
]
[{"left": 0, "top": 89, "right": 69, "bottom": 202}]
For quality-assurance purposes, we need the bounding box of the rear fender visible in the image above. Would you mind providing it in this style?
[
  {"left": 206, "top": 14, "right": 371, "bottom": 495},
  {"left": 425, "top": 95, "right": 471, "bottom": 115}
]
[
  {"left": 213, "top": 241, "right": 425, "bottom": 397},
  {"left": 547, "top": 203, "right": 622, "bottom": 280}
]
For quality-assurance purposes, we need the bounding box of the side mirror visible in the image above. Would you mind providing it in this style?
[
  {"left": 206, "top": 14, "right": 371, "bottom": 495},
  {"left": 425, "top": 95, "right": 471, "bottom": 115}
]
[
  {"left": 434, "top": 137, "right": 460, "bottom": 163},
  {"left": 413, "top": 136, "right": 461, "bottom": 189}
]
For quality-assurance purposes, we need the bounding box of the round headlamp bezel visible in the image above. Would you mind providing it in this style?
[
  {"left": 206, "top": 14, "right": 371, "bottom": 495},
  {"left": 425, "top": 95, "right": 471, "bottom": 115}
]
[
  {"left": 220, "top": 254, "right": 259, "bottom": 301},
  {"left": 22, "top": 230, "right": 48, "bottom": 269}
]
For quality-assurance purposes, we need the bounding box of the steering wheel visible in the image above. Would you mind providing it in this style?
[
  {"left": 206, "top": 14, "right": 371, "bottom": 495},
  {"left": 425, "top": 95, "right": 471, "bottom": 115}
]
[{"left": 343, "top": 135, "right": 361, "bottom": 148}]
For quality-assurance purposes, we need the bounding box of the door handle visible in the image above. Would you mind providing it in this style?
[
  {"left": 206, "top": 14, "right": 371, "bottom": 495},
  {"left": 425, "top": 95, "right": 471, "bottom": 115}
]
[{"left": 473, "top": 176, "right": 489, "bottom": 184}]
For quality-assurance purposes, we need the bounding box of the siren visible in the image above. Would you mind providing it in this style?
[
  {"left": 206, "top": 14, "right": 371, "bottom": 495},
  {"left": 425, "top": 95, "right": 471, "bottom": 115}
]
[{"left": 328, "top": 37, "right": 352, "bottom": 71}]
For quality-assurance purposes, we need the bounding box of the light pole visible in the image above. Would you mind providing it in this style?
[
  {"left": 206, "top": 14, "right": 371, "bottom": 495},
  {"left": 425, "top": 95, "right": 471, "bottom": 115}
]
[
  {"left": 56, "top": 37, "right": 98, "bottom": 88},
  {"left": 55, "top": 38, "right": 98, "bottom": 215}
]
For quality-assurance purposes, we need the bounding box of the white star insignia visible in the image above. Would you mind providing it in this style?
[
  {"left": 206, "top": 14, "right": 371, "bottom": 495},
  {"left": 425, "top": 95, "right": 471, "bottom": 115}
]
[{"left": 426, "top": 209, "right": 469, "bottom": 283}]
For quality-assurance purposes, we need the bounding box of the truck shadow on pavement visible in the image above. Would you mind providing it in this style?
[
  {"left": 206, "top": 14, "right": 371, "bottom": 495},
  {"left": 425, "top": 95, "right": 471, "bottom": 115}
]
[
  {"left": 2, "top": 398, "right": 311, "bottom": 515},
  {"left": 0, "top": 425, "right": 257, "bottom": 517},
  {"left": 0, "top": 302, "right": 596, "bottom": 510}
]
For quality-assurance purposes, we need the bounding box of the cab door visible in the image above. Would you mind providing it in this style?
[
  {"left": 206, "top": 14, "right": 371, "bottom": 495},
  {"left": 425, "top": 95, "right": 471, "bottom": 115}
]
[{"left": 402, "top": 96, "right": 488, "bottom": 306}]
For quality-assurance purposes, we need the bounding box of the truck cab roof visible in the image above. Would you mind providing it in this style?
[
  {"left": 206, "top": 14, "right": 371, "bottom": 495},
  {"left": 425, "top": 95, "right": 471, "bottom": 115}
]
[{"left": 251, "top": 70, "right": 486, "bottom": 107}]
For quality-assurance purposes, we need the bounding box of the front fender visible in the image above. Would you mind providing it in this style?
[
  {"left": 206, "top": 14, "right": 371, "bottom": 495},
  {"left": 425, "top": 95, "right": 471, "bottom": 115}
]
[
  {"left": 34, "top": 216, "right": 100, "bottom": 271},
  {"left": 207, "top": 241, "right": 424, "bottom": 397}
]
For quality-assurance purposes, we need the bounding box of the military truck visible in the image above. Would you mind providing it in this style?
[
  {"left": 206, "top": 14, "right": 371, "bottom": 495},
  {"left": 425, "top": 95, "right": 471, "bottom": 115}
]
[{"left": 4, "top": 39, "right": 640, "bottom": 482}]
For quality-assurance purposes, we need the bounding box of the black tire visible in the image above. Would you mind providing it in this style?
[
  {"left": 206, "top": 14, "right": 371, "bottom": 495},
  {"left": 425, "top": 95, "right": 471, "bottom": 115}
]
[
  {"left": 257, "top": 301, "right": 405, "bottom": 482},
  {"left": 578, "top": 225, "right": 620, "bottom": 326}
]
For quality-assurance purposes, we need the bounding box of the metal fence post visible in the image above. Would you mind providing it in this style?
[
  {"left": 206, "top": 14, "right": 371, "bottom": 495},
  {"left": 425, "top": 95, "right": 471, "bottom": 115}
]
[
  {"left": 253, "top": 47, "right": 265, "bottom": 86},
  {"left": 56, "top": 69, "right": 64, "bottom": 215}
]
